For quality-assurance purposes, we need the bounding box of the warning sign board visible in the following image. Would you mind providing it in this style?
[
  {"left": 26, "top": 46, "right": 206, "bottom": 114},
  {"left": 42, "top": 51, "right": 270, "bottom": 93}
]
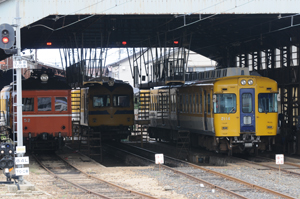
[
  {"left": 276, "top": 154, "right": 284, "bottom": 165},
  {"left": 155, "top": 154, "right": 164, "bottom": 164}
]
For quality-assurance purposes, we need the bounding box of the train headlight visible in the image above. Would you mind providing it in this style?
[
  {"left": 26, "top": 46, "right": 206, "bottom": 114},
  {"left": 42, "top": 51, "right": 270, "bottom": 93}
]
[
  {"left": 0, "top": 150, "right": 4, "bottom": 154},
  {"left": 241, "top": 79, "right": 246, "bottom": 85},
  {"left": 248, "top": 79, "right": 253, "bottom": 85},
  {"left": 40, "top": 74, "right": 49, "bottom": 82}
]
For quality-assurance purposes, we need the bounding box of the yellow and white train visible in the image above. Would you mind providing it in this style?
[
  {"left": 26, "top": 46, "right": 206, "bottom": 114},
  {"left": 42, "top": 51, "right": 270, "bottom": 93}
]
[
  {"left": 72, "top": 78, "right": 134, "bottom": 140},
  {"left": 148, "top": 68, "right": 279, "bottom": 154}
]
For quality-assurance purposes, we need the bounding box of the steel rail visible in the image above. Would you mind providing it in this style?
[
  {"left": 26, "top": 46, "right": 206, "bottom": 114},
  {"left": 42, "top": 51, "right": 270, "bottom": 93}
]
[
  {"left": 231, "top": 156, "right": 300, "bottom": 177},
  {"left": 106, "top": 144, "right": 248, "bottom": 199},
  {"left": 185, "top": 160, "right": 295, "bottom": 199},
  {"left": 55, "top": 153, "right": 158, "bottom": 199},
  {"left": 120, "top": 143, "right": 295, "bottom": 199},
  {"left": 257, "top": 156, "right": 300, "bottom": 169},
  {"left": 32, "top": 154, "right": 112, "bottom": 199}
]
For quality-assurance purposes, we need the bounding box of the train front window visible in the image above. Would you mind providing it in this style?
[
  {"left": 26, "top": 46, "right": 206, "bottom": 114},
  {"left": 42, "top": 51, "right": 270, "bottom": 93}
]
[
  {"left": 55, "top": 97, "right": 68, "bottom": 111},
  {"left": 38, "top": 97, "right": 52, "bottom": 111},
  {"left": 93, "top": 95, "right": 110, "bottom": 107},
  {"left": 22, "top": 98, "right": 34, "bottom": 112},
  {"left": 113, "top": 95, "right": 130, "bottom": 107},
  {"left": 242, "top": 93, "right": 252, "bottom": 113},
  {"left": 214, "top": 94, "right": 236, "bottom": 114},
  {"left": 258, "top": 93, "right": 278, "bottom": 113}
]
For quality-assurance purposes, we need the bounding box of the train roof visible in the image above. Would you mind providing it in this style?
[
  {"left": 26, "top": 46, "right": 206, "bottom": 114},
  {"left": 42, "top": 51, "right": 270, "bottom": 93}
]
[
  {"left": 151, "top": 75, "right": 276, "bottom": 91},
  {"left": 21, "top": 75, "right": 71, "bottom": 90},
  {"left": 83, "top": 77, "right": 132, "bottom": 88}
]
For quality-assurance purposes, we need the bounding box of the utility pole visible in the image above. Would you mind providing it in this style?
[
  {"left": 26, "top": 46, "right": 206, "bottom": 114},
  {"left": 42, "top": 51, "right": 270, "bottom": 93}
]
[{"left": 15, "top": 0, "right": 24, "bottom": 184}]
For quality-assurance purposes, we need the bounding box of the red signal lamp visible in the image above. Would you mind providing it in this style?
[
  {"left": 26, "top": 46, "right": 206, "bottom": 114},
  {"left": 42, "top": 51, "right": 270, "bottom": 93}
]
[
  {"left": 122, "top": 41, "right": 127, "bottom": 45},
  {"left": 46, "top": 42, "right": 52, "bottom": 46},
  {"left": 2, "top": 37, "right": 9, "bottom": 44},
  {"left": 174, "top": 41, "right": 179, "bottom": 45}
]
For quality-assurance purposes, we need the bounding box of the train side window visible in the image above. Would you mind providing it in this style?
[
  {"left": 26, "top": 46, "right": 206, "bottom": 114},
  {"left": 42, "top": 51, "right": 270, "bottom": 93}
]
[
  {"left": 171, "top": 95, "right": 173, "bottom": 112},
  {"left": 207, "top": 94, "right": 211, "bottom": 114},
  {"left": 189, "top": 94, "right": 192, "bottom": 113},
  {"left": 179, "top": 95, "right": 182, "bottom": 112},
  {"left": 184, "top": 94, "right": 187, "bottom": 112},
  {"left": 22, "top": 98, "right": 34, "bottom": 112},
  {"left": 113, "top": 95, "right": 130, "bottom": 107},
  {"left": 55, "top": 97, "right": 68, "bottom": 111},
  {"left": 200, "top": 93, "right": 202, "bottom": 113},
  {"left": 173, "top": 94, "right": 176, "bottom": 112},
  {"left": 38, "top": 97, "right": 51, "bottom": 111},
  {"left": 186, "top": 94, "right": 188, "bottom": 113},
  {"left": 193, "top": 94, "right": 195, "bottom": 113},
  {"left": 196, "top": 94, "right": 198, "bottom": 113}
]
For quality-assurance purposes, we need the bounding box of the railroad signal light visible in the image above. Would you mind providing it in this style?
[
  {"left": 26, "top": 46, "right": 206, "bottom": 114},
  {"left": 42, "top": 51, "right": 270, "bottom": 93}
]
[
  {"left": 46, "top": 42, "right": 52, "bottom": 46},
  {"left": 122, "top": 41, "right": 127, "bottom": 45},
  {"left": 0, "top": 24, "right": 15, "bottom": 50},
  {"left": 2, "top": 36, "right": 9, "bottom": 44},
  {"left": 174, "top": 41, "right": 179, "bottom": 45},
  {"left": 0, "top": 143, "right": 15, "bottom": 169}
]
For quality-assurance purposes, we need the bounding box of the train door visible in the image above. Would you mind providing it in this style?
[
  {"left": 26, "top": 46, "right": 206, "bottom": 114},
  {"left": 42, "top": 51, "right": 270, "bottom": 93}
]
[
  {"left": 240, "top": 88, "right": 255, "bottom": 132},
  {"left": 204, "top": 90, "right": 208, "bottom": 130}
]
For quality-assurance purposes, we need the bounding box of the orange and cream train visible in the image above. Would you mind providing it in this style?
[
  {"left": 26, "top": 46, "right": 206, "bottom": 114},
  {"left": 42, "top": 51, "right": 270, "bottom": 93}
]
[
  {"left": 0, "top": 69, "right": 72, "bottom": 151},
  {"left": 148, "top": 69, "right": 279, "bottom": 155}
]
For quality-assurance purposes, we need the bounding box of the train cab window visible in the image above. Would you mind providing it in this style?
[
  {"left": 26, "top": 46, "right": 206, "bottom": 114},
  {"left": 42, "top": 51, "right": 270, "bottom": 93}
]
[
  {"left": 207, "top": 94, "right": 211, "bottom": 114},
  {"left": 213, "top": 94, "right": 236, "bottom": 114},
  {"left": 38, "top": 97, "right": 52, "bottom": 111},
  {"left": 113, "top": 95, "right": 130, "bottom": 107},
  {"left": 242, "top": 93, "right": 252, "bottom": 113},
  {"left": 55, "top": 97, "right": 68, "bottom": 111},
  {"left": 93, "top": 95, "right": 110, "bottom": 107},
  {"left": 22, "top": 98, "right": 34, "bottom": 112},
  {"left": 258, "top": 93, "right": 278, "bottom": 113}
]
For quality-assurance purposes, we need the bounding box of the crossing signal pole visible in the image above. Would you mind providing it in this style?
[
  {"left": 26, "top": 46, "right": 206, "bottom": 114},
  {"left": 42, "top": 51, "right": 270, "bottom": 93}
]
[
  {"left": 14, "top": 0, "right": 25, "bottom": 184},
  {"left": 0, "top": 0, "right": 27, "bottom": 185}
]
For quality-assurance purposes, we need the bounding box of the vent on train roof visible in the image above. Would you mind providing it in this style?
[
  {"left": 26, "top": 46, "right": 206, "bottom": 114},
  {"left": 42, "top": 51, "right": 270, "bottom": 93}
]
[{"left": 185, "top": 68, "right": 249, "bottom": 81}]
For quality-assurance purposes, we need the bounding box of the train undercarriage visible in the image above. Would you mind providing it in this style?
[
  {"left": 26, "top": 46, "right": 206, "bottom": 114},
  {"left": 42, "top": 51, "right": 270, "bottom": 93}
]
[{"left": 148, "top": 127, "right": 275, "bottom": 155}]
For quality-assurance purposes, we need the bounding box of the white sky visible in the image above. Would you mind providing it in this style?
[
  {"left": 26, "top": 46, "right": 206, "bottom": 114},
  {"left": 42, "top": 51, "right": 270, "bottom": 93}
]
[{"left": 22, "top": 48, "right": 124, "bottom": 68}]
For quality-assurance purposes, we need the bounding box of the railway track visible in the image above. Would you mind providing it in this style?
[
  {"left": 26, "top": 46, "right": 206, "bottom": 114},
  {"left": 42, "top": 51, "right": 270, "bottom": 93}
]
[
  {"left": 231, "top": 155, "right": 300, "bottom": 177},
  {"left": 106, "top": 142, "right": 295, "bottom": 199},
  {"left": 32, "top": 153, "right": 157, "bottom": 199}
]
